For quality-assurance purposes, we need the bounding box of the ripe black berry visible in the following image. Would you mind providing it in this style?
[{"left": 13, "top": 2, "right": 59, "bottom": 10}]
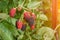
[
  {"left": 28, "top": 17, "right": 34, "bottom": 27},
  {"left": 21, "top": 24, "right": 26, "bottom": 31}
]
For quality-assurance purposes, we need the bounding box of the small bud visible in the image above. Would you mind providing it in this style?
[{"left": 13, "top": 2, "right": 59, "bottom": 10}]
[{"left": 17, "top": 6, "right": 22, "bottom": 11}]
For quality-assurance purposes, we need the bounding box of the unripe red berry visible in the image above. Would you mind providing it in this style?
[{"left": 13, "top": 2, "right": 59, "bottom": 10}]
[
  {"left": 31, "top": 25, "right": 35, "bottom": 30},
  {"left": 16, "top": 20, "right": 23, "bottom": 29},
  {"left": 28, "top": 17, "right": 35, "bottom": 30},
  {"left": 24, "top": 11, "right": 31, "bottom": 18},
  {"left": 24, "top": 11, "right": 31, "bottom": 22},
  {"left": 32, "top": 13, "right": 36, "bottom": 20},
  {"left": 10, "top": 8, "right": 16, "bottom": 17}
]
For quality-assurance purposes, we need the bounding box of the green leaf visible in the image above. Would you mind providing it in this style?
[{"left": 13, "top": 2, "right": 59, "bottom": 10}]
[
  {"left": 13, "top": 0, "right": 18, "bottom": 7},
  {"left": 37, "top": 27, "right": 55, "bottom": 40},
  {"left": 0, "top": 20, "right": 19, "bottom": 37},
  {"left": 0, "top": 13, "right": 9, "bottom": 19},
  {"left": 0, "top": 0, "right": 8, "bottom": 11},
  {"left": 5, "top": 17, "right": 17, "bottom": 26},
  {"left": 40, "top": 14, "right": 48, "bottom": 21},
  {"left": 18, "top": 0, "right": 24, "bottom": 5},
  {"left": 27, "top": 1, "right": 41, "bottom": 9},
  {"left": 0, "top": 23, "right": 14, "bottom": 40},
  {"left": 11, "top": 18, "right": 17, "bottom": 26},
  {"left": 17, "top": 34, "right": 24, "bottom": 40}
]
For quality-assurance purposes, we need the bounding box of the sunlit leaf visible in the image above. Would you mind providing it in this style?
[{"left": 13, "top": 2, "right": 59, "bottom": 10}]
[
  {"left": 40, "top": 14, "right": 48, "bottom": 21},
  {"left": 0, "top": 13, "right": 9, "bottom": 19},
  {"left": 27, "top": 1, "right": 41, "bottom": 9}
]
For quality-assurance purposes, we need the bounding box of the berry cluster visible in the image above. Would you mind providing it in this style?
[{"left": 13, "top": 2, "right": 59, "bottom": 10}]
[
  {"left": 9, "top": 6, "right": 22, "bottom": 17},
  {"left": 9, "top": 7, "right": 36, "bottom": 31},
  {"left": 24, "top": 11, "right": 36, "bottom": 30},
  {"left": 16, "top": 20, "right": 26, "bottom": 31}
]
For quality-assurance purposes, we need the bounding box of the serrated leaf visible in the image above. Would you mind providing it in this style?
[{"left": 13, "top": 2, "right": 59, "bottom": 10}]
[
  {"left": 0, "top": 23, "right": 14, "bottom": 40},
  {"left": 5, "top": 17, "right": 17, "bottom": 26},
  {"left": 40, "top": 14, "right": 48, "bottom": 21},
  {"left": 1, "top": 20, "right": 19, "bottom": 37},
  {"left": 37, "top": 27, "right": 55, "bottom": 40}
]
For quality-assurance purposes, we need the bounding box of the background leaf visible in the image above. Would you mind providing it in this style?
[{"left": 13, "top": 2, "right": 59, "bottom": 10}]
[
  {"left": 0, "top": 23, "right": 14, "bottom": 40},
  {"left": 27, "top": 1, "right": 41, "bottom": 9},
  {"left": 40, "top": 13, "right": 48, "bottom": 21}
]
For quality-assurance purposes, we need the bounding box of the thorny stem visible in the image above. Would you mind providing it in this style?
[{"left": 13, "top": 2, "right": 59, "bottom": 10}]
[
  {"left": 54, "top": 24, "right": 60, "bottom": 40},
  {"left": 55, "top": 24, "right": 60, "bottom": 31}
]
